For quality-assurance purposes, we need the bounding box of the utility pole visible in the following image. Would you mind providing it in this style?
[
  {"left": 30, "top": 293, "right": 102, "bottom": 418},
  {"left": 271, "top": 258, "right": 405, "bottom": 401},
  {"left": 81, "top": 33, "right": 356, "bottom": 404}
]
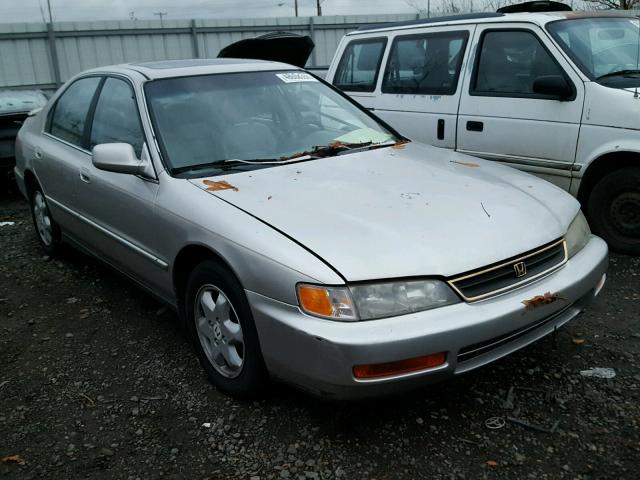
[
  {"left": 46, "top": 0, "right": 53, "bottom": 23},
  {"left": 316, "top": 0, "right": 322, "bottom": 16},
  {"left": 294, "top": 0, "right": 298, "bottom": 17},
  {"left": 154, "top": 11, "right": 168, "bottom": 27}
]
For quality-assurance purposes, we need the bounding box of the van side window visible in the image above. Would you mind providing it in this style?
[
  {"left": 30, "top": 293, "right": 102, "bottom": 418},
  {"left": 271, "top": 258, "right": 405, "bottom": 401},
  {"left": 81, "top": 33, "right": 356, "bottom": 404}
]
[
  {"left": 382, "top": 31, "right": 469, "bottom": 95},
  {"left": 333, "top": 39, "right": 387, "bottom": 92},
  {"left": 471, "top": 30, "right": 567, "bottom": 97}
]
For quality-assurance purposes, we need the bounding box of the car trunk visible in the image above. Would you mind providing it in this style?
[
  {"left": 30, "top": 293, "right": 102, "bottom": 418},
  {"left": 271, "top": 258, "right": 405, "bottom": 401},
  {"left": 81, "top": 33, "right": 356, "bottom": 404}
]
[{"left": 218, "top": 32, "right": 314, "bottom": 68}]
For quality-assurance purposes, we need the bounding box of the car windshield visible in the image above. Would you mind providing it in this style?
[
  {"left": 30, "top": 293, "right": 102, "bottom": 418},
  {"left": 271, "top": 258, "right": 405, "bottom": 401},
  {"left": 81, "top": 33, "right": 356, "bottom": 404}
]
[
  {"left": 144, "top": 70, "right": 398, "bottom": 175},
  {"left": 547, "top": 17, "right": 640, "bottom": 87}
]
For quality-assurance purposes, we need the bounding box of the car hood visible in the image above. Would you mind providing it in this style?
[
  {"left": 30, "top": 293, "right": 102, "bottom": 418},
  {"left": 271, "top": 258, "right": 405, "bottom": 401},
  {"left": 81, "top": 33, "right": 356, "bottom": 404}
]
[{"left": 189, "top": 143, "right": 578, "bottom": 281}]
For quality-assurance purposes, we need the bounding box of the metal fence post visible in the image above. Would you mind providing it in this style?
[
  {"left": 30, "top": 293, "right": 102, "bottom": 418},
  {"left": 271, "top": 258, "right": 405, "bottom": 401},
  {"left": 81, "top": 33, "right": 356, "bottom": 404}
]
[
  {"left": 190, "top": 19, "right": 201, "bottom": 58},
  {"left": 309, "top": 16, "right": 317, "bottom": 67},
  {"left": 47, "top": 22, "right": 62, "bottom": 86}
]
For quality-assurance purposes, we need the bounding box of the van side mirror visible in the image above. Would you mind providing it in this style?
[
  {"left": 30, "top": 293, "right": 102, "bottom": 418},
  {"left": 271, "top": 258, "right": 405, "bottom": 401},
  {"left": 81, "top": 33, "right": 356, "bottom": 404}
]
[
  {"left": 532, "top": 75, "right": 573, "bottom": 101},
  {"left": 92, "top": 143, "right": 144, "bottom": 175}
]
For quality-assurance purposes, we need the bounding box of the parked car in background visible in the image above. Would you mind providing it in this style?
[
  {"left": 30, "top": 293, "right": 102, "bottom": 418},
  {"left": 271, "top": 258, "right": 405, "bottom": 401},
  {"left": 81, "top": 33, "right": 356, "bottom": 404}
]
[
  {"left": 326, "top": 7, "right": 640, "bottom": 255},
  {"left": 0, "top": 90, "right": 47, "bottom": 171},
  {"left": 14, "top": 59, "right": 607, "bottom": 398}
]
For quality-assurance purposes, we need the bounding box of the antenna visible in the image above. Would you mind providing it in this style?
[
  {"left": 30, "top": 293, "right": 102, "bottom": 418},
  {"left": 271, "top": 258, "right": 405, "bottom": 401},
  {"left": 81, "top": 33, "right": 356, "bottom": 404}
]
[{"left": 633, "top": 15, "right": 640, "bottom": 98}]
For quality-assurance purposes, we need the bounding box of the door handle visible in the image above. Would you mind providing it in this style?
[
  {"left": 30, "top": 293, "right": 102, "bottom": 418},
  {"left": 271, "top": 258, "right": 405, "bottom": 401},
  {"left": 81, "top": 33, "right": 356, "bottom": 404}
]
[
  {"left": 437, "top": 119, "right": 445, "bottom": 140},
  {"left": 34, "top": 148, "right": 43, "bottom": 159},
  {"left": 79, "top": 168, "right": 91, "bottom": 184},
  {"left": 466, "top": 121, "right": 484, "bottom": 132}
]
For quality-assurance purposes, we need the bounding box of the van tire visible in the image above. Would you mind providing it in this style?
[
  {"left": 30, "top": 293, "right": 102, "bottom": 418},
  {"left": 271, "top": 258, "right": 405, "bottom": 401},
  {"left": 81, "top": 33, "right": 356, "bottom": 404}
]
[{"left": 587, "top": 168, "right": 640, "bottom": 255}]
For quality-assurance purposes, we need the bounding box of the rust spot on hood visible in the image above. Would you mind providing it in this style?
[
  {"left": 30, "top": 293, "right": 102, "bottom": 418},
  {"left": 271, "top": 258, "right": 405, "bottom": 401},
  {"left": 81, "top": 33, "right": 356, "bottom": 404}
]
[
  {"left": 450, "top": 160, "right": 479, "bottom": 168},
  {"left": 203, "top": 180, "right": 239, "bottom": 192},
  {"left": 521, "top": 291, "right": 566, "bottom": 311}
]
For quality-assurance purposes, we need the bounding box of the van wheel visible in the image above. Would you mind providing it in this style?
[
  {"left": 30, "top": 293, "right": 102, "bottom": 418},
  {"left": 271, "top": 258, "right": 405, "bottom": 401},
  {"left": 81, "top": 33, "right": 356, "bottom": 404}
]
[
  {"left": 30, "top": 187, "right": 61, "bottom": 255},
  {"left": 185, "top": 261, "right": 268, "bottom": 398},
  {"left": 587, "top": 168, "right": 640, "bottom": 255}
]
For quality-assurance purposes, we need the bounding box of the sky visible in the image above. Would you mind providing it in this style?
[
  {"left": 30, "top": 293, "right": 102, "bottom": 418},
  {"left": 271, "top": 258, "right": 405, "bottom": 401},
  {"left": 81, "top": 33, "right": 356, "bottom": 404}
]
[{"left": 0, "top": 0, "right": 439, "bottom": 23}]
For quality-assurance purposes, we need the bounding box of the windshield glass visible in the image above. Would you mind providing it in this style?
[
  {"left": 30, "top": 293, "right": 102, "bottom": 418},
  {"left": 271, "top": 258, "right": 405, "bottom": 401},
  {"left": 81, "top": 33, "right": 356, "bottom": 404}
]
[
  {"left": 547, "top": 17, "right": 640, "bottom": 87},
  {"left": 144, "top": 70, "right": 398, "bottom": 175}
]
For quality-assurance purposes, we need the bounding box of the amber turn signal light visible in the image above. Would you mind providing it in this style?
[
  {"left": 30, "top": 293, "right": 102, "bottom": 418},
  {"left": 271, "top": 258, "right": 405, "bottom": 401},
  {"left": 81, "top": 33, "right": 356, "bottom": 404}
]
[
  {"left": 298, "top": 285, "right": 334, "bottom": 317},
  {"left": 353, "top": 352, "right": 447, "bottom": 380}
]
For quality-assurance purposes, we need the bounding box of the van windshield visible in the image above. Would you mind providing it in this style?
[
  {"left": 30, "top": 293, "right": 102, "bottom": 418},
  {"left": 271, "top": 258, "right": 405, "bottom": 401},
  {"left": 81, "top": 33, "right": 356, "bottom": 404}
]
[
  {"left": 144, "top": 70, "right": 398, "bottom": 176},
  {"left": 547, "top": 17, "right": 640, "bottom": 88}
]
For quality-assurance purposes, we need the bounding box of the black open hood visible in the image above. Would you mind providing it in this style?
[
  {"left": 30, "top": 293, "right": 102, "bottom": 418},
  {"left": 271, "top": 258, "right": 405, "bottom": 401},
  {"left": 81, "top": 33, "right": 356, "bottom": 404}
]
[{"left": 217, "top": 32, "right": 315, "bottom": 68}]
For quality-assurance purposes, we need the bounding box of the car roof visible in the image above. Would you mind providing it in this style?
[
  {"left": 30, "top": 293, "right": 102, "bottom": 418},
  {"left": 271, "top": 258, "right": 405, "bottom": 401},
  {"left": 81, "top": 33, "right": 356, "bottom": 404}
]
[
  {"left": 82, "top": 58, "right": 299, "bottom": 80},
  {"left": 350, "top": 11, "right": 636, "bottom": 35}
]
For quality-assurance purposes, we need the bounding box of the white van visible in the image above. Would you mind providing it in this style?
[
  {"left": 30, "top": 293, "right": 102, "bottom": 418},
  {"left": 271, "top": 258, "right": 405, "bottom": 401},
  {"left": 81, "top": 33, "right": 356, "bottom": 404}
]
[{"left": 325, "top": 7, "right": 640, "bottom": 254}]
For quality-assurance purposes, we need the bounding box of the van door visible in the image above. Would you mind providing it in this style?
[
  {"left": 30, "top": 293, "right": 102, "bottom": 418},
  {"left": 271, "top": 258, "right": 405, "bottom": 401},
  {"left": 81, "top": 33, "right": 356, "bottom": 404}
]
[
  {"left": 374, "top": 26, "right": 474, "bottom": 149},
  {"left": 457, "top": 24, "right": 584, "bottom": 190}
]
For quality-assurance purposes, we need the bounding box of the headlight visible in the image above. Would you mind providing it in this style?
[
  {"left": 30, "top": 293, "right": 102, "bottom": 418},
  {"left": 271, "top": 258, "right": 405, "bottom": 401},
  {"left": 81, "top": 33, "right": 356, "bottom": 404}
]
[
  {"left": 566, "top": 210, "right": 591, "bottom": 258},
  {"left": 297, "top": 280, "right": 459, "bottom": 321}
]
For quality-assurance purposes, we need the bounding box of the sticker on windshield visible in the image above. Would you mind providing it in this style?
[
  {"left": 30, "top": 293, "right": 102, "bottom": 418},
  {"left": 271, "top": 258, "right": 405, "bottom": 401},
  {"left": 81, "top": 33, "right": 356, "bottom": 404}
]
[{"left": 275, "top": 72, "right": 317, "bottom": 83}]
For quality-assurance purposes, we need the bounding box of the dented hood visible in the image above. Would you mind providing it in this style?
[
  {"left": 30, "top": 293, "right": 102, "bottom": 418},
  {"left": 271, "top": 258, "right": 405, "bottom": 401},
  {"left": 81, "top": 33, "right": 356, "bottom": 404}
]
[{"left": 190, "top": 143, "right": 579, "bottom": 281}]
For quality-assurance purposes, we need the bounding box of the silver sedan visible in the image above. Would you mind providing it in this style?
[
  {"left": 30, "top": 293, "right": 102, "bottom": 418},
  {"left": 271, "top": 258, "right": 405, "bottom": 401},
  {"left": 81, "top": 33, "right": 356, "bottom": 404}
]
[{"left": 14, "top": 59, "right": 608, "bottom": 399}]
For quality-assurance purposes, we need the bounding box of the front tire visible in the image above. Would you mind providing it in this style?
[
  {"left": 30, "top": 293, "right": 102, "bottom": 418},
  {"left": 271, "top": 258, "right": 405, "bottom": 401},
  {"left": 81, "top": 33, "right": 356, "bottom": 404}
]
[
  {"left": 587, "top": 167, "right": 640, "bottom": 255},
  {"left": 29, "top": 186, "right": 61, "bottom": 255},
  {"left": 185, "top": 261, "right": 268, "bottom": 398}
]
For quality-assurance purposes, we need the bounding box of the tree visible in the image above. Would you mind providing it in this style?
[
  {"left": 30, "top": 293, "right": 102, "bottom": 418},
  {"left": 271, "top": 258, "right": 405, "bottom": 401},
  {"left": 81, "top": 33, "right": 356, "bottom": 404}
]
[{"left": 583, "top": 0, "right": 640, "bottom": 8}]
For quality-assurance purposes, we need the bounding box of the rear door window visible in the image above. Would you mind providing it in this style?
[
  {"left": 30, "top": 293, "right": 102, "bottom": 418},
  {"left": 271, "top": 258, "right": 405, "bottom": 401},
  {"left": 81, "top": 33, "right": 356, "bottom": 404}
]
[
  {"left": 89, "top": 77, "right": 145, "bottom": 158},
  {"left": 382, "top": 31, "right": 469, "bottom": 95},
  {"left": 333, "top": 38, "right": 387, "bottom": 92},
  {"left": 49, "top": 76, "right": 102, "bottom": 148}
]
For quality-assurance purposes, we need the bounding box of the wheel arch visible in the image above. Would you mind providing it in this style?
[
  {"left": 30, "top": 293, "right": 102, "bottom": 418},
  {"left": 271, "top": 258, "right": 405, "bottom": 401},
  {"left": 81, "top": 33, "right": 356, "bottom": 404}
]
[
  {"left": 577, "top": 150, "right": 640, "bottom": 208},
  {"left": 22, "top": 169, "right": 40, "bottom": 198},
  {"left": 172, "top": 243, "right": 241, "bottom": 322}
]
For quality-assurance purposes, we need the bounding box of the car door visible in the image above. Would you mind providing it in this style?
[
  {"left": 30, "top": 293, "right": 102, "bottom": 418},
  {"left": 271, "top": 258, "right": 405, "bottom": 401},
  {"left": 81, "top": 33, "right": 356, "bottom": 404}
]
[
  {"left": 374, "top": 26, "right": 474, "bottom": 149},
  {"left": 74, "top": 76, "right": 165, "bottom": 291},
  {"left": 457, "top": 24, "right": 584, "bottom": 190},
  {"left": 36, "top": 76, "right": 102, "bottom": 234}
]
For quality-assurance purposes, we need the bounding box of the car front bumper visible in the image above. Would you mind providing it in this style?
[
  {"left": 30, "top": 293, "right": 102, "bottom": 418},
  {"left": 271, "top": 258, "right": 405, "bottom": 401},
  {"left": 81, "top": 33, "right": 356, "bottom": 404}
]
[{"left": 248, "top": 235, "right": 608, "bottom": 399}]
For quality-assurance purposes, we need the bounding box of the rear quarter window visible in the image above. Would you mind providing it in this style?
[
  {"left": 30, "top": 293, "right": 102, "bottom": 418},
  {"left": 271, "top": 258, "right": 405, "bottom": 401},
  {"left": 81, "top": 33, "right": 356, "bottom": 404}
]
[{"left": 333, "top": 38, "right": 387, "bottom": 92}]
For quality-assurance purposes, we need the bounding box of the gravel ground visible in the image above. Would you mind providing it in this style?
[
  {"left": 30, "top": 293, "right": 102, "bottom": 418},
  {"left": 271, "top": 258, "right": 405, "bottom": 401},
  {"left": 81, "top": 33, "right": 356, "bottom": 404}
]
[{"left": 1, "top": 177, "right": 639, "bottom": 480}]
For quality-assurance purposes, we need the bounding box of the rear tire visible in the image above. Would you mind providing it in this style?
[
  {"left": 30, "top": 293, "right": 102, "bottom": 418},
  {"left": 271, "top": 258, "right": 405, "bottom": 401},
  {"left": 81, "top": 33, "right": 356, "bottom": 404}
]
[
  {"left": 29, "top": 186, "right": 61, "bottom": 255},
  {"left": 185, "top": 260, "right": 268, "bottom": 398},
  {"left": 587, "top": 167, "right": 640, "bottom": 255}
]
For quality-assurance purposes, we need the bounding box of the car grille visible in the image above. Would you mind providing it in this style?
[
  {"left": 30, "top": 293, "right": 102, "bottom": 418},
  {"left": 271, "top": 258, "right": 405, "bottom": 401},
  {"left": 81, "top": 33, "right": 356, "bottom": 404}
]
[{"left": 448, "top": 238, "right": 567, "bottom": 302}]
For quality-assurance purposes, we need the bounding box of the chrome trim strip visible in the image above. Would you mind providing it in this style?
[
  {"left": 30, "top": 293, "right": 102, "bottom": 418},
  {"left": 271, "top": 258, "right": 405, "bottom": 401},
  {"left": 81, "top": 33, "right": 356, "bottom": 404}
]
[
  {"left": 448, "top": 238, "right": 568, "bottom": 302},
  {"left": 42, "top": 131, "right": 92, "bottom": 155},
  {"left": 458, "top": 150, "right": 580, "bottom": 172},
  {"left": 48, "top": 197, "right": 169, "bottom": 270}
]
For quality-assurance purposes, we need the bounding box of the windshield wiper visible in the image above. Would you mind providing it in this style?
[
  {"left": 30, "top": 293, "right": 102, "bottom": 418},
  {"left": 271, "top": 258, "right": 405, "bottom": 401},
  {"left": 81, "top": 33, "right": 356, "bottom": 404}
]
[
  {"left": 171, "top": 159, "right": 273, "bottom": 175},
  {"left": 280, "top": 139, "right": 397, "bottom": 162},
  {"left": 596, "top": 69, "right": 640, "bottom": 81}
]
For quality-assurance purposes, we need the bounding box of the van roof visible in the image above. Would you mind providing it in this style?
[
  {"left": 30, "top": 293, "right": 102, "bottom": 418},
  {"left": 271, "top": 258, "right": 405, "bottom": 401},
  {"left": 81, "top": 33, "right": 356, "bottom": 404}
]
[{"left": 351, "top": 11, "right": 636, "bottom": 35}]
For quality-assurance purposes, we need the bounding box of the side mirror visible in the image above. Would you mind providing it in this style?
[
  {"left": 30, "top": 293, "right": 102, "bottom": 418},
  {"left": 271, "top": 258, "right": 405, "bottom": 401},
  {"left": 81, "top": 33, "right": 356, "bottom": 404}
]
[
  {"left": 532, "top": 75, "right": 573, "bottom": 101},
  {"left": 92, "top": 143, "right": 144, "bottom": 175}
]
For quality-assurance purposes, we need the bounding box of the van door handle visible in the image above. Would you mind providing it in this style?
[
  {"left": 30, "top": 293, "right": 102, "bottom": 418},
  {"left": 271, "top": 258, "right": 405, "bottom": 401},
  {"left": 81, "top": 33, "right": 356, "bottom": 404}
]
[
  {"left": 437, "top": 119, "right": 445, "bottom": 140},
  {"left": 466, "top": 121, "right": 484, "bottom": 132},
  {"left": 79, "top": 168, "right": 91, "bottom": 184}
]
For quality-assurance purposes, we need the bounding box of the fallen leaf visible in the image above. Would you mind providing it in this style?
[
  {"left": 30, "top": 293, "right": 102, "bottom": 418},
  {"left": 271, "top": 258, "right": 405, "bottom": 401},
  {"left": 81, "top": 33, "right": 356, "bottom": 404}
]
[
  {"left": 203, "top": 180, "right": 239, "bottom": 192},
  {"left": 486, "top": 460, "right": 498, "bottom": 467},
  {"left": 522, "top": 291, "right": 566, "bottom": 311},
  {"left": 1, "top": 455, "right": 26, "bottom": 465},
  {"left": 391, "top": 140, "right": 409, "bottom": 150},
  {"left": 450, "top": 160, "right": 480, "bottom": 168},
  {"left": 572, "top": 338, "right": 586, "bottom": 345}
]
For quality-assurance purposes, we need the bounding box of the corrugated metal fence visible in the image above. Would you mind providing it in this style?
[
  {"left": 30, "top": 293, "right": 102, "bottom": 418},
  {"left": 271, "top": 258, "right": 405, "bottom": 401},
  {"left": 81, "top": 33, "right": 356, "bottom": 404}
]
[{"left": 0, "top": 14, "right": 419, "bottom": 90}]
